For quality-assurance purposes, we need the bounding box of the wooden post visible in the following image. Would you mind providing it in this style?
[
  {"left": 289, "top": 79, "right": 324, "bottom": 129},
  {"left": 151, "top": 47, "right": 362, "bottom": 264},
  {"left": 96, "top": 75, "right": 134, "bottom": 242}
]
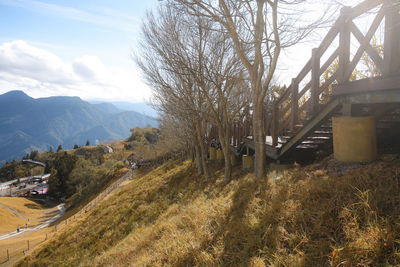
[
  {"left": 383, "top": 0, "right": 400, "bottom": 76},
  {"left": 338, "top": 6, "right": 351, "bottom": 83},
  {"left": 272, "top": 102, "right": 279, "bottom": 147},
  {"left": 311, "top": 48, "right": 320, "bottom": 116},
  {"left": 290, "top": 78, "right": 299, "bottom": 132}
]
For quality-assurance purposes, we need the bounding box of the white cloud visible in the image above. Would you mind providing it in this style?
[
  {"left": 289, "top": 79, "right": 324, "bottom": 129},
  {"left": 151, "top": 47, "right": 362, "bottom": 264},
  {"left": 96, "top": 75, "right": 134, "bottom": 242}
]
[{"left": 0, "top": 40, "right": 151, "bottom": 102}]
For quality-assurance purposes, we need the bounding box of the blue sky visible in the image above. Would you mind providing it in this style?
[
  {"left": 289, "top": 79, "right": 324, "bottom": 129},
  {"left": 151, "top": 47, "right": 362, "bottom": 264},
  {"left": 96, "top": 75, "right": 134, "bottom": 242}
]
[
  {"left": 0, "top": 0, "right": 158, "bottom": 102},
  {"left": 0, "top": 0, "right": 370, "bottom": 103}
]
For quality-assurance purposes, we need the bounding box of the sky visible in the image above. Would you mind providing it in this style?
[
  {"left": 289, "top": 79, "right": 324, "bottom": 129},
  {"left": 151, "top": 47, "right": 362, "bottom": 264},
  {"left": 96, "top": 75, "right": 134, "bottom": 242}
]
[
  {"left": 0, "top": 0, "right": 370, "bottom": 103},
  {"left": 0, "top": 0, "right": 158, "bottom": 102}
]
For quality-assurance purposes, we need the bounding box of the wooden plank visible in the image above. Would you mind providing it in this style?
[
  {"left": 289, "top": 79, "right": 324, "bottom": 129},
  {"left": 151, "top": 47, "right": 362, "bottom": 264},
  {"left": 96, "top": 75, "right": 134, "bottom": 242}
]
[
  {"left": 347, "top": 0, "right": 382, "bottom": 20},
  {"left": 278, "top": 98, "right": 341, "bottom": 158},
  {"left": 344, "top": 89, "right": 400, "bottom": 104},
  {"left": 333, "top": 76, "right": 400, "bottom": 95},
  {"left": 311, "top": 48, "right": 320, "bottom": 114},
  {"left": 316, "top": 24, "right": 340, "bottom": 58},
  {"left": 345, "top": 7, "right": 385, "bottom": 80},
  {"left": 319, "top": 47, "right": 339, "bottom": 76},
  {"left": 291, "top": 79, "right": 299, "bottom": 132},
  {"left": 318, "top": 71, "right": 338, "bottom": 95},
  {"left": 295, "top": 59, "right": 312, "bottom": 85},
  {"left": 298, "top": 81, "right": 311, "bottom": 100},
  {"left": 350, "top": 21, "right": 384, "bottom": 73},
  {"left": 338, "top": 7, "right": 351, "bottom": 83}
]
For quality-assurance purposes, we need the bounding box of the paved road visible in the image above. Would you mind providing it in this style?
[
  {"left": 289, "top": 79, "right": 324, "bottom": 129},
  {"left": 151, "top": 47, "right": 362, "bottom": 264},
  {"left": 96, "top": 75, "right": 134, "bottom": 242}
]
[{"left": 0, "top": 204, "right": 65, "bottom": 241}]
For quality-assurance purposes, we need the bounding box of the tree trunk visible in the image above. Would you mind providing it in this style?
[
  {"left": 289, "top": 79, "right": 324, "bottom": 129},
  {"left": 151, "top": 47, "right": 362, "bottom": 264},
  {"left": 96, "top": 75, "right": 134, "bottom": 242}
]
[
  {"left": 253, "top": 101, "right": 266, "bottom": 179},
  {"left": 218, "top": 124, "right": 232, "bottom": 182},
  {"left": 196, "top": 120, "right": 210, "bottom": 179},
  {"left": 193, "top": 135, "right": 203, "bottom": 175}
]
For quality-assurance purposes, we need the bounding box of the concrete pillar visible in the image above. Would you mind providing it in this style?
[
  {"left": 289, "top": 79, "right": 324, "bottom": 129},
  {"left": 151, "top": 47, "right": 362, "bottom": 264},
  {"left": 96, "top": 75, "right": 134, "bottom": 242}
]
[
  {"left": 216, "top": 149, "right": 224, "bottom": 160},
  {"left": 242, "top": 155, "right": 253, "bottom": 170},
  {"left": 332, "top": 116, "right": 377, "bottom": 162},
  {"left": 209, "top": 147, "right": 217, "bottom": 161}
]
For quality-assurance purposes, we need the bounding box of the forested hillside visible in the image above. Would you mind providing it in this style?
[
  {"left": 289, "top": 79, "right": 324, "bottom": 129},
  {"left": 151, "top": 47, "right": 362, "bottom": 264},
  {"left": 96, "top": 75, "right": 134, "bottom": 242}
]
[{"left": 0, "top": 90, "right": 157, "bottom": 164}]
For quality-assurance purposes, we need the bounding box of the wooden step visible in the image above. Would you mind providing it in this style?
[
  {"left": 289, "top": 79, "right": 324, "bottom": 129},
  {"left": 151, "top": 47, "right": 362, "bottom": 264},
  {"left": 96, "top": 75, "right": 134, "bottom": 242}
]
[
  {"left": 306, "top": 136, "right": 331, "bottom": 141},
  {"left": 300, "top": 139, "right": 328, "bottom": 145}
]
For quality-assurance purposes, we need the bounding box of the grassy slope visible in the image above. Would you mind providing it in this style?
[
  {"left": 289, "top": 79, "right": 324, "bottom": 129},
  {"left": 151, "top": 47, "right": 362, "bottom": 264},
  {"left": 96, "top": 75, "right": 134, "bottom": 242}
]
[
  {"left": 18, "top": 155, "right": 400, "bottom": 266},
  {"left": 0, "top": 198, "right": 48, "bottom": 234},
  {"left": 0, "top": 207, "right": 26, "bottom": 234}
]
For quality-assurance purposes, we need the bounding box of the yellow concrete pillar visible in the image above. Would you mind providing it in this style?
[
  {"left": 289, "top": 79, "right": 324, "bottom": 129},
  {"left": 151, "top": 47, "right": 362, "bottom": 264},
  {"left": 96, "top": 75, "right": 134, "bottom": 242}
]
[
  {"left": 242, "top": 155, "right": 253, "bottom": 170},
  {"left": 209, "top": 147, "right": 217, "bottom": 161},
  {"left": 216, "top": 149, "right": 224, "bottom": 160},
  {"left": 231, "top": 153, "right": 237, "bottom": 166},
  {"left": 332, "top": 116, "right": 377, "bottom": 162}
]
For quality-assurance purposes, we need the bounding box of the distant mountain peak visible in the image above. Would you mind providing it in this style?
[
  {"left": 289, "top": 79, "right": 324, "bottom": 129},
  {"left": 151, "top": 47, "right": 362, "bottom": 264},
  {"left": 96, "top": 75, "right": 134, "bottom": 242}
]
[
  {"left": 0, "top": 90, "right": 33, "bottom": 104},
  {"left": 1, "top": 90, "right": 31, "bottom": 98}
]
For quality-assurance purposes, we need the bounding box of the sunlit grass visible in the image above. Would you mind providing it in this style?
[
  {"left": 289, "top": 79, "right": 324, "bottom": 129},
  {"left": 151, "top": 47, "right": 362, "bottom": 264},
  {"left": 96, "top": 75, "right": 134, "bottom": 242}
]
[{"left": 17, "top": 155, "right": 400, "bottom": 266}]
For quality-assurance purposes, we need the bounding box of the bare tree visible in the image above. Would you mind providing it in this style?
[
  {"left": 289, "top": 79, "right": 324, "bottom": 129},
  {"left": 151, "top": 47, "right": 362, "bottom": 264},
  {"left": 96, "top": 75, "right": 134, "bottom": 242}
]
[
  {"left": 136, "top": 6, "right": 212, "bottom": 178},
  {"left": 172, "top": 0, "right": 331, "bottom": 179},
  {"left": 195, "top": 24, "right": 250, "bottom": 181}
]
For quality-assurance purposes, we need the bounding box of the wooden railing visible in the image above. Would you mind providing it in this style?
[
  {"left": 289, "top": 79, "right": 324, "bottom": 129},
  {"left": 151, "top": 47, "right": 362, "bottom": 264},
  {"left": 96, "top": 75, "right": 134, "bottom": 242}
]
[
  {"left": 227, "top": 0, "right": 400, "bottom": 154},
  {"left": 268, "top": 0, "right": 398, "bottom": 147}
]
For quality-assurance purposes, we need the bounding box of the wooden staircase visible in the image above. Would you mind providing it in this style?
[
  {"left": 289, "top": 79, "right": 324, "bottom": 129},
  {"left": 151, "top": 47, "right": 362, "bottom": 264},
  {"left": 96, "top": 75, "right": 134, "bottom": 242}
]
[{"left": 229, "top": 0, "right": 400, "bottom": 161}]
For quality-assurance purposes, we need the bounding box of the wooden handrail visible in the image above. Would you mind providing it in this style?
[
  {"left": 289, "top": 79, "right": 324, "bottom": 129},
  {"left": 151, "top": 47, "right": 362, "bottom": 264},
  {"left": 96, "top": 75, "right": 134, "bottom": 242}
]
[
  {"left": 225, "top": 0, "right": 400, "bottom": 153},
  {"left": 268, "top": 0, "right": 387, "bottom": 145}
]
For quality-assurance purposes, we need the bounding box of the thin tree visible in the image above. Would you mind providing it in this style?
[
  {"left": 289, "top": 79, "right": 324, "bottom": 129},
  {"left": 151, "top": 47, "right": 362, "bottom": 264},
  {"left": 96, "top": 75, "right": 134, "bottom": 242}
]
[
  {"left": 173, "top": 0, "right": 331, "bottom": 179},
  {"left": 137, "top": 6, "right": 212, "bottom": 178}
]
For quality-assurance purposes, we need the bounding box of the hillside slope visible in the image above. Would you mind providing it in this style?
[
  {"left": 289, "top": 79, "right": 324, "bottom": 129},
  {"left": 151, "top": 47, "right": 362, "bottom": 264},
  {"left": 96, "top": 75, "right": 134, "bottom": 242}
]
[
  {"left": 18, "top": 155, "right": 400, "bottom": 266},
  {"left": 0, "top": 90, "right": 157, "bottom": 164}
]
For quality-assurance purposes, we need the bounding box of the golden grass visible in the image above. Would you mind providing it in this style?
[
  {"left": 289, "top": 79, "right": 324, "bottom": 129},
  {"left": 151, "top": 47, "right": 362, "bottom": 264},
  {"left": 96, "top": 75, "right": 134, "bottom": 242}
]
[
  {"left": 17, "top": 155, "right": 400, "bottom": 266},
  {"left": 0, "top": 198, "right": 43, "bottom": 220},
  {"left": 0, "top": 198, "right": 51, "bottom": 235},
  {"left": 0, "top": 207, "right": 26, "bottom": 234}
]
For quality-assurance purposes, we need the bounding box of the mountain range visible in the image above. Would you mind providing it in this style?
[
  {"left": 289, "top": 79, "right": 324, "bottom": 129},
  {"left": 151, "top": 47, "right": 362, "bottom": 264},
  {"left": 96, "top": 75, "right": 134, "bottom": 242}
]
[{"left": 0, "top": 91, "right": 157, "bottom": 164}]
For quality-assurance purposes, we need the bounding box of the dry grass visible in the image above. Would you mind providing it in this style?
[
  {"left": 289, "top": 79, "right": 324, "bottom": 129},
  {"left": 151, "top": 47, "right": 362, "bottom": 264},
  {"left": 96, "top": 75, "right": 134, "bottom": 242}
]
[
  {"left": 17, "top": 154, "right": 400, "bottom": 266},
  {"left": 0, "top": 198, "right": 52, "bottom": 234},
  {"left": 0, "top": 208, "right": 26, "bottom": 234}
]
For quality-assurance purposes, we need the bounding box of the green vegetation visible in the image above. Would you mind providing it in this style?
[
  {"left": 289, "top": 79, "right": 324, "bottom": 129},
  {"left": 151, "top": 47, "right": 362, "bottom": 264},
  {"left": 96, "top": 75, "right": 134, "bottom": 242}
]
[
  {"left": 0, "top": 161, "right": 30, "bottom": 182},
  {"left": 17, "top": 155, "right": 400, "bottom": 266},
  {"left": 43, "top": 145, "right": 128, "bottom": 210}
]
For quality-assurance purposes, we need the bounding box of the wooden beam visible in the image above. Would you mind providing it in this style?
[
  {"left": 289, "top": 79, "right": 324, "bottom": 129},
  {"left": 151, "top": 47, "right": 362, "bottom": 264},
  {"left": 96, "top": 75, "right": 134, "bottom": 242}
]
[
  {"left": 279, "top": 98, "right": 341, "bottom": 158},
  {"left": 338, "top": 6, "right": 351, "bottom": 83},
  {"left": 333, "top": 76, "right": 400, "bottom": 95},
  {"left": 311, "top": 48, "right": 320, "bottom": 115},
  {"left": 290, "top": 78, "right": 299, "bottom": 133},
  {"left": 383, "top": 0, "right": 400, "bottom": 76},
  {"left": 348, "top": 0, "right": 382, "bottom": 20}
]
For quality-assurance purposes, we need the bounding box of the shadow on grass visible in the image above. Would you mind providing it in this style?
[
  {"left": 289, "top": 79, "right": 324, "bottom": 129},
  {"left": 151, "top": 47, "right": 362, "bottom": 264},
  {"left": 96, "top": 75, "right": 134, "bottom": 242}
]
[
  {"left": 174, "top": 175, "right": 289, "bottom": 266},
  {"left": 24, "top": 203, "right": 41, "bottom": 209}
]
